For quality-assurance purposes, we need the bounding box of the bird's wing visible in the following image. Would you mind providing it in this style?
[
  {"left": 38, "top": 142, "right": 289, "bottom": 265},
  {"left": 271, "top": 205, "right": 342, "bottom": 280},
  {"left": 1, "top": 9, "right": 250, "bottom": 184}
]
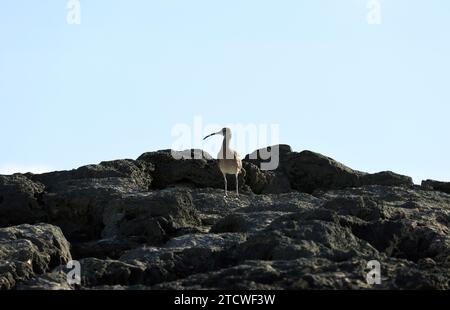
[{"left": 234, "top": 151, "right": 243, "bottom": 170}]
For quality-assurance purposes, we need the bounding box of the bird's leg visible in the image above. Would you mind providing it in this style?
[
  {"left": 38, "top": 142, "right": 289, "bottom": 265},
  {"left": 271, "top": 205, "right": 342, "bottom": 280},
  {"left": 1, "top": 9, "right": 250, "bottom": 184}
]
[
  {"left": 235, "top": 173, "right": 239, "bottom": 196},
  {"left": 223, "top": 173, "right": 228, "bottom": 197}
]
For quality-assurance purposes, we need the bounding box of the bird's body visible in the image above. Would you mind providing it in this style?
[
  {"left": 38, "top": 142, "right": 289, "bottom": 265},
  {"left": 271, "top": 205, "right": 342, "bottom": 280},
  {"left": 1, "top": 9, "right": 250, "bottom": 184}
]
[
  {"left": 218, "top": 155, "right": 242, "bottom": 175},
  {"left": 204, "top": 127, "right": 242, "bottom": 197}
]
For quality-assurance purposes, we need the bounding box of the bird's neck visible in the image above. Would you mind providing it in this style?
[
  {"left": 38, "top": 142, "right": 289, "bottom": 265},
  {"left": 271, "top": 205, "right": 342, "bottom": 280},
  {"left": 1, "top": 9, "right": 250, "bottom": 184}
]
[{"left": 220, "top": 136, "right": 231, "bottom": 158}]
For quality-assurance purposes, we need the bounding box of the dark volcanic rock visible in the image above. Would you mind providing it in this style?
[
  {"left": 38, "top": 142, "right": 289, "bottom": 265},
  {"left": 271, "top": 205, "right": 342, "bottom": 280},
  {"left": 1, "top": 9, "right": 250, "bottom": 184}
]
[
  {"left": 39, "top": 184, "right": 116, "bottom": 241},
  {"left": 245, "top": 145, "right": 361, "bottom": 193},
  {"left": 211, "top": 211, "right": 290, "bottom": 233},
  {"left": 0, "top": 174, "right": 46, "bottom": 226},
  {"left": 0, "top": 223, "right": 71, "bottom": 290},
  {"left": 163, "top": 233, "right": 246, "bottom": 249},
  {"left": 28, "top": 159, "right": 153, "bottom": 193},
  {"left": 351, "top": 219, "right": 450, "bottom": 263},
  {"left": 422, "top": 179, "right": 450, "bottom": 195},
  {"left": 283, "top": 150, "right": 362, "bottom": 193},
  {"left": 316, "top": 186, "right": 450, "bottom": 263},
  {"left": 244, "top": 144, "right": 293, "bottom": 168},
  {"left": 102, "top": 189, "right": 201, "bottom": 245},
  {"left": 3, "top": 170, "right": 200, "bottom": 244},
  {"left": 360, "top": 171, "right": 413, "bottom": 187},
  {"left": 78, "top": 257, "right": 145, "bottom": 287},
  {"left": 137, "top": 149, "right": 231, "bottom": 189},
  {"left": 242, "top": 162, "right": 291, "bottom": 194},
  {"left": 21, "top": 232, "right": 246, "bottom": 289},
  {"left": 321, "top": 196, "right": 387, "bottom": 221},
  {"left": 71, "top": 238, "right": 141, "bottom": 260},
  {"left": 153, "top": 258, "right": 370, "bottom": 289},
  {"left": 2, "top": 147, "right": 450, "bottom": 290},
  {"left": 241, "top": 162, "right": 268, "bottom": 194},
  {"left": 245, "top": 145, "right": 414, "bottom": 193},
  {"left": 153, "top": 257, "right": 450, "bottom": 290},
  {"left": 138, "top": 148, "right": 254, "bottom": 194},
  {"left": 231, "top": 210, "right": 380, "bottom": 262},
  {"left": 18, "top": 257, "right": 146, "bottom": 289},
  {"left": 50, "top": 187, "right": 200, "bottom": 243},
  {"left": 1, "top": 160, "right": 154, "bottom": 241},
  {"left": 17, "top": 269, "right": 73, "bottom": 290},
  {"left": 118, "top": 233, "right": 246, "bottom": 286}
]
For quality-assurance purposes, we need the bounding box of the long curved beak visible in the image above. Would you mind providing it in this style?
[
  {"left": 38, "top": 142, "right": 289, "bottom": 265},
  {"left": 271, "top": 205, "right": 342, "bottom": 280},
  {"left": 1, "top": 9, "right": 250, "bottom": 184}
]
[
  {"left": 203, "top": 132, "right": 217, "bottom": 140},
  {"left": 204, "top": 130, "right": 223, "bottom": 140}
]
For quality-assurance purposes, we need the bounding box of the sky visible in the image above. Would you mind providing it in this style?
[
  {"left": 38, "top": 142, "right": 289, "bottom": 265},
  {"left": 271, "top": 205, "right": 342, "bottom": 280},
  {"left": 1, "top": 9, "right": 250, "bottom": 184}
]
[{"left": 0, "top": 0, "right": 449, "bottom": 184}]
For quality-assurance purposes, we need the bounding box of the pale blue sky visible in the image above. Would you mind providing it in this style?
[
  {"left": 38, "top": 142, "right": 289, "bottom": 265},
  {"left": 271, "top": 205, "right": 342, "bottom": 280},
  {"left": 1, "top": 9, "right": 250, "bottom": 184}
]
[{"left": 0, "top": 0, "right": 449, "bottom": 183}]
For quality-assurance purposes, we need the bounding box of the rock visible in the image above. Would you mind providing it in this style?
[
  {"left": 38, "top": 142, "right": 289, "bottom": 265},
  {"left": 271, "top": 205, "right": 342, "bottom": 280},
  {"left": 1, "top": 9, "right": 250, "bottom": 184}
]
[
  {"left": 119, "top": 246, "right": 227, "bottom": 286},
  {"left": 102, "top": 189, "right": 201, "bottom": 245},
  {"left": 107, "top": 232, "right": 246, "bottom": 287},
  {"left": 244, "top": 145, "right": 293, "bottom": 194},
  {"left": 78, "top": 257, "right": 145, "bottom": 287},
  {"left": 86, "top": 284, "right": 151, "bottom": 290},
  {"left": 422, "top": 179, "right": 450, "bottom": 195},
  {"left": 321, "top": 196, "right": 387, "bottom": 221},
  {"left": 241, "top": 162, "right": 268, "bottom": 194},
  {"left": 2, "top": 176, "right": 201, "bottom": 244},
  {"left": 40, "top": 185, "right": 117, "bottom": 241},
  {"left": 316, "top": 186, "right": 450, "bottom": 263},
  {"left": 231, "top": 210, "right": 379, "bottom": 262},
  {"left": 260, "top": 171, "right": 292, "bottom": 194},
  {"left": 0, "top": 174, "right": 46, "bottom": 226},
  {"left": 186, "top": 188, "right": 253, "bottom": 226},
  {"left": 138, "top": 149, "right": 221, "bottom": 188},
  {"left": 315, "top": 185, "right": 450, "bottom": 223},
  {"left": 351, "top": 219, "right": 450, "bottom": 263},
  {"left": 283, "top": 151, "right": 363, "bottom": 194},
  {"left": 5, "top": 183, "right": 450, "bottom": 290},
  {"left": 189, "top": 189, "right": 323, "bottom": 230},
  {"left": 28, "top": 159, "right": 153, "bottom": 193},
  {"left": 248, "top": 146, "right": 363, "bottom": 193},
  {"left": 138, "top": 149, "right": 250, "bottom": 193},
  {"left": 242, "top": 162, "right": 291, "bottom": 194},
  {"left": 245, "top": 146, "right": 362, "bottom": 193},
  {"left": 189, "top": 188, "right": 252, "bottom": 212},
  {"left": 243, "top": 192, "right": 323, "bottom": 213},
  {"left": 16, "top": 270, "right": 73, "bottom": 290},
  {"left": 121, "top": 246, "right": 214, "bottom": 285},
  {"left": 163, "top": 233, "right": 246, "bottom": 249},
  {"left": 71, "top": 238, "right": 141, "bottom": 260},
  {"left": 0, "top": 223, "right": 72, "bottom": 290},
  {"left": 1, "top": 147, "right": 450, "bottom": 290},
  {"left": 244, "top": 144, "right": 293, "bottom": 169},
  {"left": 245, "top": 146, "right": 415, "bottom": 193},
  {"left": 0, "top": 160, "right": 153, "bottom": 241},
  {"left": 19, "top": 257, "right": 147, "bottom": 289},
  {"left": 154, "top": 258, "right": 373, "bottom": 290},
  {"left": 360, "top": 171, "right": 413, "bottom": 187},
  {"left": 153, "top": 257, "right": 450, "bottom": 290},
  {"left": 211, "top": 212, "right": 290, "bottom": 233},
  {"left": 35, "top": 160, "right": 153, "bottom": 241}
]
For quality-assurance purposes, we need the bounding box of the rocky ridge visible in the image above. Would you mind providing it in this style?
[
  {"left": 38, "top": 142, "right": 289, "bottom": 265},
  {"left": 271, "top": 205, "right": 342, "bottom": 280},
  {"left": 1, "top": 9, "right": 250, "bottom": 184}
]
[{"left": 1, "top": 145, "right": 449, "bottom": 290}]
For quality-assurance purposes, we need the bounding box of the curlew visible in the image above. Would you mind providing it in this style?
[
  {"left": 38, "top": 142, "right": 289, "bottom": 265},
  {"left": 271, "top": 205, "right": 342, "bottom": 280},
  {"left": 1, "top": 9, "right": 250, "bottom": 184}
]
[{"left": 204, "top": 127, "right": 242, "bottom": 197}]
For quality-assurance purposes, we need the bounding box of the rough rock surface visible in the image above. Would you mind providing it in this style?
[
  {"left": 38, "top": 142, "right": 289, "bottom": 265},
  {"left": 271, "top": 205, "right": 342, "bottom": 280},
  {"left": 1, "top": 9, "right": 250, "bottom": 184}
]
[
  {"left": 0, "top": 223, "right": 71, "bottom": 290},
  {"left": 244, "top": 145, "right": 413, "bottom": 193},
  {"left": 422, "top": 179, "right": 450, "bottom": 195},
  {"left": 1, "top": 146, "right": 450, "bottom": 290},
  {"left": 0, "top": 174, "right": 46, "bottom": 226}
]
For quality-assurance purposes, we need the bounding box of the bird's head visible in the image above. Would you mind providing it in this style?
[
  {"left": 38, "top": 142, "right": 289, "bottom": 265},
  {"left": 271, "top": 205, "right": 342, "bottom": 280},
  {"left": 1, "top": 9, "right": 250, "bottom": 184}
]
[{"left": 203, "top": 127, "right": 232, "bottom": 140}]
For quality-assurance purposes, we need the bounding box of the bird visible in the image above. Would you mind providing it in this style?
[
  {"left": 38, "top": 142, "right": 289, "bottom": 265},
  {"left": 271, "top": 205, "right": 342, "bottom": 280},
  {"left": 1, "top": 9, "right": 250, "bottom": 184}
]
[{"left": 203, "top": 127, "right": 242, "bottom": 197}]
